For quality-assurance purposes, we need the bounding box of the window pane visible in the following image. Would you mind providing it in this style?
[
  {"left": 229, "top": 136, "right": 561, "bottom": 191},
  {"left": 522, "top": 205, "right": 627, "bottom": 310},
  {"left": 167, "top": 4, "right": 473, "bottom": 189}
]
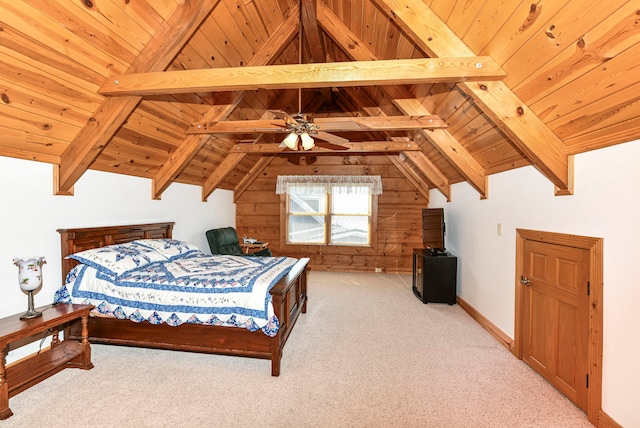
[
  {"left": 331, "top": 216, "right": 369, "bottom": 244},
  {"left": 331, "top": 185, "right": 370, "bottom": 215},
  {"left": 289, "top": 184, "right": 326, "bottom": 214},
  {"left": 288, "top": 215, "right": 325, "bottom": 243}
]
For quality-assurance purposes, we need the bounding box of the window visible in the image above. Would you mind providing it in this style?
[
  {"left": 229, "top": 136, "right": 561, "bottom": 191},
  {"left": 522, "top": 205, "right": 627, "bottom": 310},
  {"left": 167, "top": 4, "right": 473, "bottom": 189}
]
[{"left": 277, "top": 175, "right": 382, "bottom": 246}]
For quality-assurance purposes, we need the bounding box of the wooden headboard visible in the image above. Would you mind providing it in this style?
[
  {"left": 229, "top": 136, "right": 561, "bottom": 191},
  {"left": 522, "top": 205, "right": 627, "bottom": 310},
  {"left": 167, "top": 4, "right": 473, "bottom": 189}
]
[{"left": 57, "top": 222, "right": 175, "bottom": 284}]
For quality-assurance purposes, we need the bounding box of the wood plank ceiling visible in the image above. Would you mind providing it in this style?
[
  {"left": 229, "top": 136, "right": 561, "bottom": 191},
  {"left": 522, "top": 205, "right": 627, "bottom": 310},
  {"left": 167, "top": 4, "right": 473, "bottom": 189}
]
[{"left": 1, "top": 0, "right": 638, "bottom": 201}]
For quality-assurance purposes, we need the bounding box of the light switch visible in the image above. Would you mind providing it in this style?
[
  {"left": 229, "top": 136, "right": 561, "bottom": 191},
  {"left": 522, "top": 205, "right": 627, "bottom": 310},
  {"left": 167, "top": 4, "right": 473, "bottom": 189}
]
[{"left": 497, "top": 223, "right": 503, "bottom": 236}]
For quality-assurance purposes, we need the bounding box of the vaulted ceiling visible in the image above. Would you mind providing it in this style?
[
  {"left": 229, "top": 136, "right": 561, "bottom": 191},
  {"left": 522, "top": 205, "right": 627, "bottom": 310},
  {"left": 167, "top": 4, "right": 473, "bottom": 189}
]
[{"left": 1, "top": 0, "right": 638, "bottom": 201}]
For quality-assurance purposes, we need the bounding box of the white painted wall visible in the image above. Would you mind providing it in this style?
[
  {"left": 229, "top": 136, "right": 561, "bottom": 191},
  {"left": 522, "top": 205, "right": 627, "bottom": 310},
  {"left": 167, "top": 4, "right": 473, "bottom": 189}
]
[
  {"left": 2, "top": 142, "right": 638, "bottom": 424},
  {"left": 428, "top": 140, "right": 640, "bottom": 427},
  {"left": 0, "top": 156, "right": 235, "bottom": 361}
]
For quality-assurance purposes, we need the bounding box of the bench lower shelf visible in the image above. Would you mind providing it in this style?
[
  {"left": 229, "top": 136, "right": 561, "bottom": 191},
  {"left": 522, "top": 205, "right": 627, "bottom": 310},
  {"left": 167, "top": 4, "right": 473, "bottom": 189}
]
[
  {"left": 6, "top": 340, "right": 93, "bottom": 398},
  {"left": 0, "top": 303, "right": 93, "bottom": 420}
]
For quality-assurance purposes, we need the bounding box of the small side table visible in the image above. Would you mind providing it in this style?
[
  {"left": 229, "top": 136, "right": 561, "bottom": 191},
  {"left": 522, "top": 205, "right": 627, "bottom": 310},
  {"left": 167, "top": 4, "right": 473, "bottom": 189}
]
[
  {"left": 240, "top": 242, "right": 269, "bottom": 254},
  {"left": 0, "top": 303, "right": 94, "bottom": 419}
]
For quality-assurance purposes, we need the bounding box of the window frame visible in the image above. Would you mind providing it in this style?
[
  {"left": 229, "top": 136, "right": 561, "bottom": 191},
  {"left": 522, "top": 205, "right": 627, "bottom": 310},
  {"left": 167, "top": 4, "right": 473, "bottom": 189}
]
[{"left": 280, "top": 188, "right": 378, "bottom": 252}]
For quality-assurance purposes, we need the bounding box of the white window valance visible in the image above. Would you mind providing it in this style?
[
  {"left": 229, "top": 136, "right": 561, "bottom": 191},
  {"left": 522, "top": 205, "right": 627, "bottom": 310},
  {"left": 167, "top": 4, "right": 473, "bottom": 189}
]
[{"left": 276, "top": 175, "right": 383, "bottom": 195}]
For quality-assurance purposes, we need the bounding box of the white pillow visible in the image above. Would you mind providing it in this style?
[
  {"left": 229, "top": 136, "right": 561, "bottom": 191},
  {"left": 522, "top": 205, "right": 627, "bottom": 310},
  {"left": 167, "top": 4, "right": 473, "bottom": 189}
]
[
  {"left": 133, "top": 238, "right": 200, "bottom": 260},
  {"left": 67, "top": 242, "right": 167, "bottom": 278}
]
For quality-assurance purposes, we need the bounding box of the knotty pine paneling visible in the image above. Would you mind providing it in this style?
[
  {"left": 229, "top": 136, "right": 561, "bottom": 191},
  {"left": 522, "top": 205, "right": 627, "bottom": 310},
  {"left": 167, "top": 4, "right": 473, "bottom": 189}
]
[
  {"left": 466, "top": 131, "right": 526, "bottom": 167},
  {"left": 484, "top": 156, "right": 531, "bottom": 177},
  {"left": 503, "top": 0, "right": 630, "bottom": 89},
  {"left": 235, "top": 155, "right": 427, "bottom": 273},
  {"left": 563, "top": 117, "right": 640, "bottom": 155},
  {"left": 0, "top": 129, "right": 63, "bottom": 163},
  {"left": 1, "top": 0, "right": 640, "bottom": 201}
]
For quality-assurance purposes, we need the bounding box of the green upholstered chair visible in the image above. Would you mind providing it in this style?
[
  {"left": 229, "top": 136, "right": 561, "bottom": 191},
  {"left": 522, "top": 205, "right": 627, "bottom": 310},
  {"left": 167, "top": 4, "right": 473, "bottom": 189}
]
[{"left": 205, "top": 227, "right": 272, "bottom": 257}]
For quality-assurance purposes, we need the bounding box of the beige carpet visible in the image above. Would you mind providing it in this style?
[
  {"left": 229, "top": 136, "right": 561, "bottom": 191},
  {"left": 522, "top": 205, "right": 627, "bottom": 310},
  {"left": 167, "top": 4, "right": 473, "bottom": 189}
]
[{"left": 4, "top": 271, "right": 591, "bottom": 427}]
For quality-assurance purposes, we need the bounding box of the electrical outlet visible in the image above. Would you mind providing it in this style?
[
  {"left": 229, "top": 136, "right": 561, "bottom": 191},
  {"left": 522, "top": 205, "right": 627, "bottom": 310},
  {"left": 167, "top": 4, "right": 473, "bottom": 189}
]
[{"left": 375, "top": 267, "right": 382, "bottom": 273}]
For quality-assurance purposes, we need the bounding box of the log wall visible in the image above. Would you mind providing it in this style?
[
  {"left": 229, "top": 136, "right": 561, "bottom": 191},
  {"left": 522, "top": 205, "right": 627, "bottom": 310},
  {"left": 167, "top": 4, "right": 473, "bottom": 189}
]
[{"left": 235, "top": 155, "right": 428, "bottom": 273}]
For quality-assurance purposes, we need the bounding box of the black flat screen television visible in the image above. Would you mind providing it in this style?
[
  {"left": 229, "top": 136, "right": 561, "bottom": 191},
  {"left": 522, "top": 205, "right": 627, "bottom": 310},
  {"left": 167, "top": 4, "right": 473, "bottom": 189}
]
[{"left": 422, "top": 208, "right": 446, "bottom": 254}]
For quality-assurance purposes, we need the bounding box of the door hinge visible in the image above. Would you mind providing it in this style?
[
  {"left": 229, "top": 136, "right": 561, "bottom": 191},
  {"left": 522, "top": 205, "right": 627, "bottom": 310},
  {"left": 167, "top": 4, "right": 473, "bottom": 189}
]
[
  {"left": 586, "top": 374, "right": 589, "bottom": 388},
  {"left": 587, "top": 281, "right": 590, "bottom": 296}
]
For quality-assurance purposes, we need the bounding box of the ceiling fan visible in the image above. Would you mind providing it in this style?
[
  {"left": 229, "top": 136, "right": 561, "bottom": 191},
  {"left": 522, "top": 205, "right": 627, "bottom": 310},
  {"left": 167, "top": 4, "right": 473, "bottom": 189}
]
[{"left": 267, "top": 108, "right": 351, "bottom": 150}]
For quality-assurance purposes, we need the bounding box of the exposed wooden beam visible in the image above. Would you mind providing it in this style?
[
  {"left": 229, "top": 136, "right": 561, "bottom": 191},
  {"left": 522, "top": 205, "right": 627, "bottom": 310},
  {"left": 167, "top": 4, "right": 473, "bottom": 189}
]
[
  {"left": 152, "top": 93, "right": 240, "bottom": 199},
  {"left": 300, "top": 0, "right": 331, "bottom": 103},
  {"left": 387, "top": 155, "right": 431, "bottom": 202},
  {"left": 372, "top": 0, "right": 571, "bottom": 193},
  {"left": 555, "top": 155, "right": 574, "bottom": 196},
  {"left": 464, "top": 80, "right": 571, "bottom": 194},
  {"left": 317, "top": 3, "right": 486, "bottom": 199},
  {"left": 152, "top": 9, "right": 299, "bottom": 199},
  {"left": 202, "top": 152, "right": 245, "bottom": 201},
  {"left": 230, "top": 141, "right": 423, "bottom": 153},
  {"left": 54, "top": 97, "right": 139, "bottom": 195},
  {"left": 401, "top": 151, "right": 451, "bottom": 201},
  {"left": 99, "top": 57, "right": 506, "bottom": 96},
  {"left": 187, "top": 115, "right": 447, "bottom": 134},
  {"left": 331, "top": 90, "right": 387, "bottom": 142},
  {"left": 55, "top": 0, "right": 220, "bottom": 195},
  {"left": 334, "top": 88, "right": 438, "bottom": 203},
  {"left": 234, "top": 156, "right": 275, "bottom": 202},
  {"left": 199, "top": 90, "right": 302, "bottom": 199},
  {"left": 330, "top": 85, "right": 451, "bottom": 201},
  {"left": 300, "top": 0, "right": 325, "bottom": 63},
  {"left": 327, "top": 86, "right": 453, "bottom": 201}
]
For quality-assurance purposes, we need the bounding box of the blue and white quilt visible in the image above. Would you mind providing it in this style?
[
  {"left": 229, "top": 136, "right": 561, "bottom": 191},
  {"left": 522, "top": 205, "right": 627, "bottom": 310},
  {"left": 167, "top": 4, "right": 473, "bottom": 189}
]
[{"left": 53, "top": 239, "right": 298, "bottom": 337}]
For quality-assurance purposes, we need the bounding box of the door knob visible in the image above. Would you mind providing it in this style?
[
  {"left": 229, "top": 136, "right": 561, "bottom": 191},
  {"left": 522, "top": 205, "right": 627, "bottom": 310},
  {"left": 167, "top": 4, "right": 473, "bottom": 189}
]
[{"left": 520, "top": 276, "right": 530, "bottom": 286}]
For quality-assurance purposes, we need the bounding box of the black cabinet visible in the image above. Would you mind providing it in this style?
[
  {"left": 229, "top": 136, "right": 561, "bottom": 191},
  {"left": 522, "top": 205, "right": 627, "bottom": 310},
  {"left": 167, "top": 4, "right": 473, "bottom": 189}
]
[{"left": 412, "top": 248, "right": 457, "bottom": 304}]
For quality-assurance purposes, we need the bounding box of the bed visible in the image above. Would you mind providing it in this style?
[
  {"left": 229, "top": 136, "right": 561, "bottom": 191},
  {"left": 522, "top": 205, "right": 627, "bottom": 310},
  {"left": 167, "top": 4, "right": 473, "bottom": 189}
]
[{"left": 56, "top": 222, "right": 309, "bottom": 376}]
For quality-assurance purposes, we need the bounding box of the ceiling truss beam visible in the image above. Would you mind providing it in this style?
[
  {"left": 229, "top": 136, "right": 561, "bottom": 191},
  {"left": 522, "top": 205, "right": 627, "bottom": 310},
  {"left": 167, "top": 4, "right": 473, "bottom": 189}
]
[
  {"left": 372, "top": 0, "right": 571, "bottom": 194},
  {"left": 99, "top": 57, "right": 506, "bottom": 96},
  {"left": 152, "top": 8, "right": 300, "bottom": 199},
  {"left": 300, "top": 0, "right": 331, "bottom": 103},
  {"left": 55, "top": 0, "right": 220, "bottom": 195},
  {"left": 201, "top": 89, "right": 302, "bottom": 200},
  {"left": 187, "top": 115, "right": 447, "bottom": 134},
  {"left": 401, "top": 151, "right": 451, "bottom": 201},
  {"left": 300, "top": 0, "right": 325, "bottom": 63},
  {"left": 230, "top": 141, "right": 422, "bottom": 154},
  {"left": 202, "top": 152, "right": 245, "bottom": 202},
  {"left": 317, "top": 3, "right": 484, "bottom": 198},
  {"left": 387, "top": 155, "right": 431, "bottom": 203},
  {"left": 330, "top": 84, "right": 453, "bottom": 200},
  {"left": 233, "top": 156, "right": 275, "bottom": 202}
]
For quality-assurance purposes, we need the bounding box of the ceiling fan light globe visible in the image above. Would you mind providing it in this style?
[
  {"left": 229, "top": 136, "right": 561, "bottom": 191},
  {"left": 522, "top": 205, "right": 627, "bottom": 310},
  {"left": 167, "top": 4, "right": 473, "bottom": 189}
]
[
  {"left": 301, "top": 132, "right": 315, "bottom": 150},
  {"left": 283, "top": 132, "right": 299, "bottom": 149}
]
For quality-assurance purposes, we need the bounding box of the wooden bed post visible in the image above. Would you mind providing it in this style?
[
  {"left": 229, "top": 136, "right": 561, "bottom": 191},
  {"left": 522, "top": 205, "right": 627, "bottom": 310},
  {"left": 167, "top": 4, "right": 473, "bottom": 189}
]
[{"left": 271, "top": 337, "right": 282, "bottom": 377}]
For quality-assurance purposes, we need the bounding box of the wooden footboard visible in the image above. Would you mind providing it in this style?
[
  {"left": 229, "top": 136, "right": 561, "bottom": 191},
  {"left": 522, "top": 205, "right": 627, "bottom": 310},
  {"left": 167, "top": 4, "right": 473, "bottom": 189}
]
[
  {"left": 59, "top": 223, "right": 309, "bottom": 376},
  {"left": 269, "top": 257, "right": 309, "bottom": 375}
]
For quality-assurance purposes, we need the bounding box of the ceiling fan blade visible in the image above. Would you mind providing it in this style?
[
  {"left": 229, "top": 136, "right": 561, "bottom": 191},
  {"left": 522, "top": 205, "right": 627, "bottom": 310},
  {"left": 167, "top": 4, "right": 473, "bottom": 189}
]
[
  {"left": 315, "top": 131, "right": 349, "bottom": 146},
  {"left": 314, "top": 131, "right": 351, "bottom": 150},
  {"left": 314, "top": 140, "right": 350, "bottom": 151},
  {"left": 268, "top": 109, "right": 296, "bottom": 125}
]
